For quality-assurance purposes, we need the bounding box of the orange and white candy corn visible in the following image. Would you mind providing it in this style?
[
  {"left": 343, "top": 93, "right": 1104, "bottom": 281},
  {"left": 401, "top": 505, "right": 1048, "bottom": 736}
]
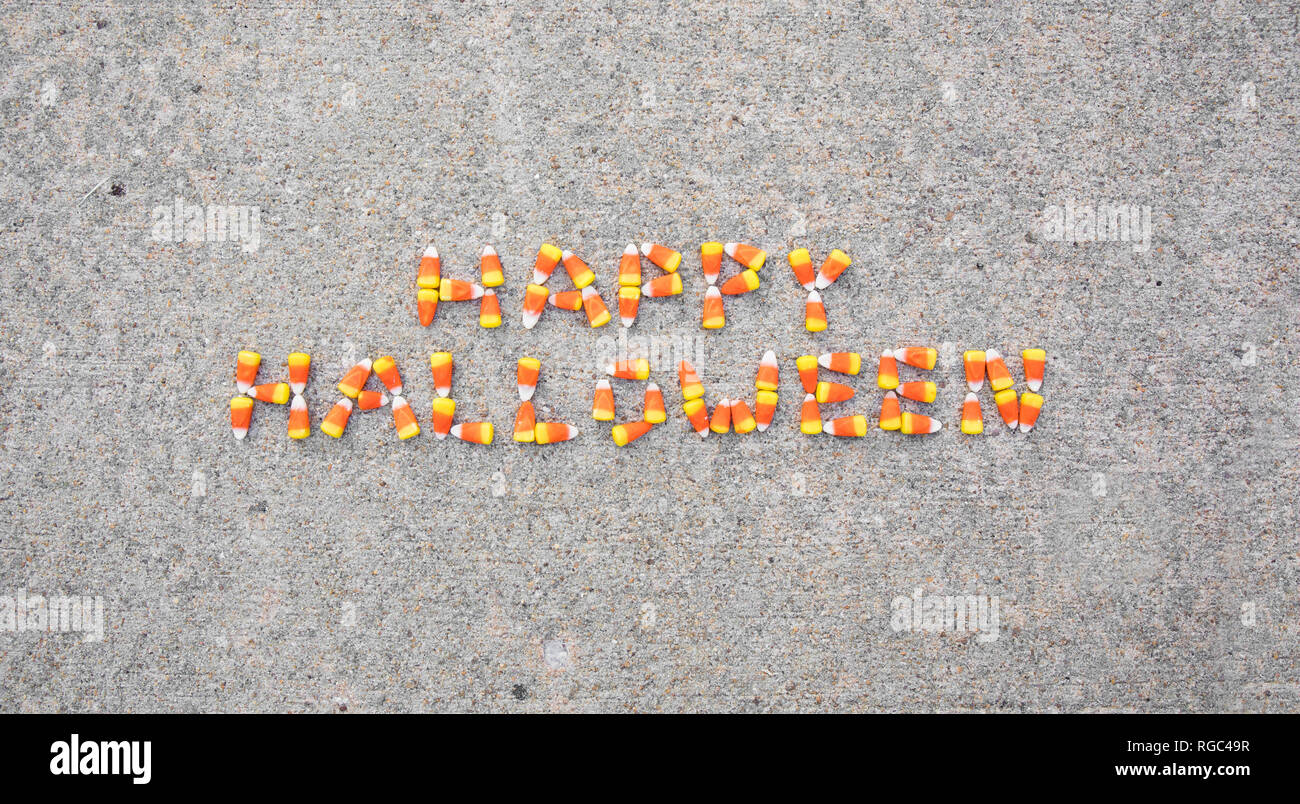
[
  {"left": 900, "top": 411, "right": 942, "bottom": 435},
  {"left": 356, "top": 389, "right": 389, "bottom": 410},
  {"left": 678, "top": 360, "right": 705, "bottom": 400},
  {"left": 549, "top": 289, "right": 582, "bottom": 311},
  {"left": 618, "top": 285, "right": 640, "bottom": 327},
  {"left": 787, "top": 248, "right": 815, "bottom": 291},
  {"left": 320, "top": 398, "right": 353, "bottom": 438},
  {"left": 754, "top": 390, "right": 777, "bottom": 431},
  {"left": 287, "top": 352, "right": 310, "bottom": 395},
  {"left": 702, "top": 286, "right": 725, "bottom": 329},
  {"left": 592, "top": 379, "right": 615, "bottom": 421},
  {"left": 683, "top": 397, "right": 710, "bottom": 436},
  {"left": 517, "top": 357, "right": 540, "bottom": 401},
  {"left": 431, "top": 397, "right": 455, "bottom": 440},
  {"left": 709, "top": 397, "right": 731, "bottom": 434},
  {"left": 643, "top": 382, "right": 666, "bottom": 423},
  {"left": 619, "top": 243, "right": 641, "bottom": 287},
  {"left": 373, "top": 355, "right": 403, "bottom": 395},
  {"left": 641, "top": 272, "right": 683, "bottom": 297},
  {"left": 534, "top": 422, "right": 578, "bottom": 445},
  {"left": 1022, "top": 349, "right": 1046, "bottom": 392},
  {"left": 248, "top": 382, "right": 291, "bottom": 404},
  {"left": 700, "top": 242, "right": 723, "bottom": 285},
  {"left": 815, "top": 380, "right": 855, "bottom": 404},
  {"left": 608, "top": 358, "right": 649, "bottom": 380},
  {"left": 1018, "top": 392, "right": 1043, "bottom": 433},
  {"left": 236, "top": 350, "right": 260, "bottom": 393},
  {"left": 561, "top": 250, "right": 595, "bottom": 289},
  {"left": 337, "top": 358, "right": 372, "bottom": 399},
  {"left": 814, "top": 249, "right": 851, "bottom": 290},
  {"left": 521, "top": 283, "right": 549, "bottom": 329},
  {"left": 581, "top": 285, "right": 611, "bottom": 328},
  {"left": 450, "top": 422, "right": 493, "bottom": 445},
  {"left": 612, "top": 420, "right": 653, "bottom": 446},
  {"left": 986, "top": 349, "right": 1013, "bottom": 392},
  {"left": 480, "top": 244, "right": 504, "bottom": 288},
  {"left": 429, "top": 352, "right": 453, "bottom": 398},
  {"left": 994, "top": 388, "right": 1018, "bottom": 428},
  {"left": 439, "top": 278, "right": 483, "bottom": 302},
  {"left": 731, "top": 397, "right": 757, "bottom": 434},
  {"left": 513, "top": 400, "right": 536, "bottom": 443},
  {"left": 230, "top": 396, "right": 254, "bottom": 439},
  {"left": 796, "top": 354, "right": 819, "bottom": 394},
  {"left": 641, "top": 242, "right": 681, "bottom": 273},
  {"left": 479, "top": 288, "right": 502, "bottom": 328},
  {"left": 894, "top": 347, "right": 937, "bottom": 371},
  {"left": 391, "top": 395, "right": 420, "bottom": 440},
  {"left": 800, "top": 393, "right": 822, "bottom": 435},
  {"left": 876, "top": 350, "right": 899, "bottom": 390},
  {"left": 805, "top": 290, "right": 827, "bottom": 332},
  {"left": 818, "top": 352, "right": 861, "bottom": 375},
  {"left": 417, "top": 244, "right": 441, "bottom": 289},
  {"left": 720, "top": 268, "right": 760, "bottom": 295},
  {"left": 755, "top": 350, "right": 779, "bottom": 391},
  {"left": 724, "top": 242, "right": 766, "bottom": 270},
  {"left": 533, "top": 243, "right": 562, "bottom": 285},
  {"left": 418, "top": 288, "right": 438, "bottom": 327},
  {"left": 963, "top": 350, "right": 986, "bottom": 392},
  {"left": 960, "top": 392, "right": 983, "bottom": 435},
  {"left": 897, "top": 381, "right": 937, "bottom": 403},
  {"left": 288, "top": 394, "right": 310, "bottom": 439},
  {"left": 878, "top": 391, "right": 901, "bottom": 431},
  {"left": 824, "top": 414, "right": 867, "bottom": 437}
]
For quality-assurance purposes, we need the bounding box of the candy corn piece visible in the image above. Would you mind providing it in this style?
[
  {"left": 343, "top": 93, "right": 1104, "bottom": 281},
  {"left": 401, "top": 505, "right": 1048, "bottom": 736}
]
[
  {"left": 356, "top": 390, "right": 389, "bottom": 410},
  {"left": 683, "top": 397, "right": 709, "bottom": 436},
  {"left": 897, "top": 381, "right": 937, "bottom": 403},
  {"left": 549, "top": 289, "right": 582, "bottom": 311},
  {"left": 900, "top": 411, "right": 942, "bottom": 435},
  {"left": 805, "top": 290, "right": 827, "bottom": 332},
  {"left": 561, "top": 250, "right": 595, "bottom": 289},
  {"left": 418, "top": 288, "right": 438, "bottom": 326},
  {"left": 592, "top": 379, "right": 615, "bottom": 421},
  {"left": 391, "top": 395, "right": 420, "bottom": 440},
  {"left": 877, "top": 350, "right": 899, "bottom": 389},
  {"left": 642, "top": 272, "right": 683, "bottom": 297},
  {"left": 678, "top": 360, "right": 705, "bottom": 400},
  {"left": 814, "top": 249, "right": 851, "bottom": 289},
  {"left": 986, "top": 349, "right": 1013, "bottom": 392},
  {"left": 994, "top": 388, "right": 1019, "bottom": 428},
  {"left": 824, "top": 414, "right": 868, "bottom": 437},
  {"left": 230, "top": 396, "right": 254, "bottom": 439},
  {"left": 815, "top": 380, "right": 855, "bottom": 404},
  {"left": 612, "top": 420, "right": 653, "bottom": 446},
  {"left": 796, "top": 354, "right": 820, "bottom": 394},
  {"left": 439, "top": 278, "right": 484, "bottom": 302},
  {"left": 236, "top": 350, "right": 260, "bottom": 393},
  {"left": 754, "top": 390, "right": 777, "bottom": 431},
  {"left": 248, "top": 382, "right": 291, "bottom": 404},
  {"left": 618, "top": 286, "right": 640, "bottom": 327},
  {"left": 894, "top": 347, "right": 937, "bottom": 371},
  {"left": 1019, "top": 392, "right": 1043, "bottom": 433},
  {"left": 818, "top": 352, "right": 861, "bottom": 375},
  {"left": 800, "top": 393, "right": 822, "bottom": 435},
  {"left": 517, "top": 357, "right": 540, "bottom": 401},
  {"left": 522, "top": 283, "right": 549, "bottom": 329},
  {"left": 337, "top": 358, "right": 372, "bottom": 399},
  {"left": 879, "top": 391, "right": 901, "bottom": 431},
  {"left": 429, "top": 352, "right": 453, "bottom": 398},
  {"left": 709, "top": 397, "right": 731, "bottom": 434},
  {"left": 702, "top": 286, "right": 725, "bottom": 329},
  {"left": 963, "top": 350, "right": 987, "bottom": 392},
  {"left": 720, "top": 269, "right": 760, "bottom": 296},
  {"left": 479, "top": 288, "right": 502, "bottom": 328},
  {"left": 619, "top": 243, "right": 641, "bottom": 287},
  {"left": 643, "top": 382, "right": 666, "bottom": 423},
  {"left": 788, "top": 248, "right": 815, "bottom": 291},
  {"left": 450, "top": 422, "right": 494, "bottom": 445},
  {"left": 320, "top": 398, "right": 353, "bottom": 438},
  {"left": 755, "top": 350, "right": 779, "bottom": 391},
  {"left": 417, "top": 244, "right": 440, "bottom": 289},
  {"left": 1022, "top": 349, "right": 1046, "bottom": 392},
  {"left": 700, "top": 242, "right": 723, "bottom": 285},
  {"left": 960, "top": 392, "right": 983, "bottom": 435},
  {"left": 373, "top": 356, "right": 403, "bottom": 396},
  {"left": 641, "top": 242, "right": 681, "bottom": 272},
  {"left": 513, "top": 400, "right": 536, "bottom": 443},
  {"left": 431, "top": 397, "right": 455, "bottom": 440},
  {"left": 534, "top": 422, "right": 578, "bottom": 445},
  {"left": 287, "top": 352, "right": 310, "bottom": 395},
  {"left": 288, "top": 394, "right": 310, "bottom": 439},
  {"left": 480, "top": 244, "right": 504, "bottom": 287},
  {"left": 581, "top": 286, "right": 611, "bottom": 328},
  {"left": 608, "top": 358, "right": 649, "bottom": 380},
  {"left": 533, "top": 244, "right": 562, "bottom": 285},
  {"left": 724, "top": 242, "right": 766, "bottom": 270},
  {"left": 731, "top": 398, "right": 757, "bottom": 434}
]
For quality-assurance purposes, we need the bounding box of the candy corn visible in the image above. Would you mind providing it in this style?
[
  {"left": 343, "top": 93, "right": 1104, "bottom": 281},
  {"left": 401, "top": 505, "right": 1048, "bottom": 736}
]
[
  {"left": 230, "top": 396, "right": 254, "bottom": 439},
  {"left": 986, "top": 349, "right": 1013, "bottom": 392},
  {"left": 479, "top": 288, "right": 502, "bottom": 328},
  {"left": 373, "top": 356, "right": 402, "bottom": 396},
  {"left": 641, "top": 242, "right": 681, "bottom": 273},
  {"left": 994, "top": 388, "right": 1018, "bottom": 428},
  {"left": 701, "top": 242, "right": 723, "bottom": 285},
  {"left": 897, "top": 381, "right": 937, "bottom": 404},
  {"left": 805, "top": 290, "right": 827, "bottom": 332},
  {"left": 561, "top": 250, "right": 595, "bottom": 289},
  {"left": 356, "top": 390, "right": 389, "bottom": 410},
  {"left": 418, "top": 288, "right": 438, "bottom": 326},
  {"left": 824, "top": 414, "right": 867, "bottom": 437},
  {"left": 521, "top": 283, "right": 549, "bottom": 329},
  {"left": 1019, "top": 392, "right": 1043, "bottom": 433},
  {"left": 814, "top": 249, "right": 851, "bottom": 289},
  {"left": 391, "top": 395, "right": 420, "bottom": 440},
  {"left": 800, "top": 394, "right": 822, "bottom": 435},
  {"left": 513, "top": 400, "right": 536, "bottom": 442},
  {"left": 900, "top": 411, "right": 942, "bottom": 435},
  {"left": 1022, "top": 349, "right": 1046, "bottom": 392},
  {"left": 678, "top": 360, "right": 705, "bottom": 400},
  {"left": 754, "top": 389, "right": 777, "bottom": 431},
  {"left": 608, "top": 358, "right": 649, "bottom": 380},
  {"left": 788, "top": 248, "right": 815, "bottom": 291},
  {"left": 517, "top": 357, "right": 540, "bottom": 401},
  {"left": 618, "top": 286, "right": 640, "bottom": 327},
  {"left": 429, "top": 352, "right": 453, "bottom": 398},
  {"left": 719, "top": 269, "right": 760, "bottom": 295},
  {"left": 879, "top": 391, "right": 901, "bottom": 431},
  {"left": 236, "top": 350, "right": 260, "bottom": 393},
  {"left": 876, "top": 350, "right": 899, "bottom": 390},
  {"left": 439, "top": 278, "right": 483, "bottom": 302},
  {"left": 337, "top": 358, "right": 372, "bottom": 399},
  {"left": 288, "top": 394, "right": 310, "bottom": 439},
  {"left": 960, "top": 392, "right": 983, "bottom": 435},
  {"left": 431, "top": 397, "right": 455, "bottom": 439},
  {"left": 287, "top": 352, "right": 310, "bottom": 395},
  {"left": 612, "top": 420, "right": 653, "bottom": 446},
  {"left": 644, "top": 382, "right": 666, "bottom": 423},
  {"left": 533, "top": 244, "right": 562, "bottom": 285},
  {"left": 417, "top": 244, "right": 440, "bottom": 289},
  {"left": 797, "top": 355, "right": 819, "bottom": 394},
  {"left": 755, "top": 350, "right": 779, "bottom": 391},
  {"left": 480, "top": 244, "right": 504, "bottom": 287},
  {"left": 592, "top": 379, "right": 615, "bottom": 421},
  {"left": 581, "top": 286, "right": 611, "bottom": 328},
  {"left": 894, "top": 347, "right": 937, "bottom": 371},
  {"left": 815, "top": 380, "right": 855, "bottom": 404},
  {"left": 320, "top": 398, "right": 353, "bottom": 438},
  {"left": 724, "top": 242, "right": 766, "bottom": 270},
  {"left": 248, "top": 382, "right": 291, "bottom": 404},
  {"left": 963, "top": 350, "right": 986, "bottom": 392},
  {"left": 731, "top": 398, "right": 757, "bottom": 434},
  {"left": 451, "top": 422, "right": 494, "bottom": 445},
  {"left": 619, "top": 243, "right": 641, "bottom": 287},
  {"left": 818, "top": 352, "right": 861, "bottom": 375},
  {"left": 702, "top": 286, "right": 725, "bottom": 329},
  {"left": 534, "top": 422, "right": 578, "bottom": 444},
  {"left": 709, "top": 397, "right": 731, "bottom": 434},
  {"left": 550, "top": 289, "right": 584, "bottom": 311},
  {"left": 683, "top": 397, "right": 710, "bottom": 436},
  {"left": 642, "top": 272, "right": 683, "bottom": 297}
]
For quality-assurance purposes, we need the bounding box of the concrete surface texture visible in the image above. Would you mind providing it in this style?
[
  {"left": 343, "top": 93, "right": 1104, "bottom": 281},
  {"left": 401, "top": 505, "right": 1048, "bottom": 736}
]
[{"left": 0, "top": 2, "right": 1296, "bottom": 713}]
